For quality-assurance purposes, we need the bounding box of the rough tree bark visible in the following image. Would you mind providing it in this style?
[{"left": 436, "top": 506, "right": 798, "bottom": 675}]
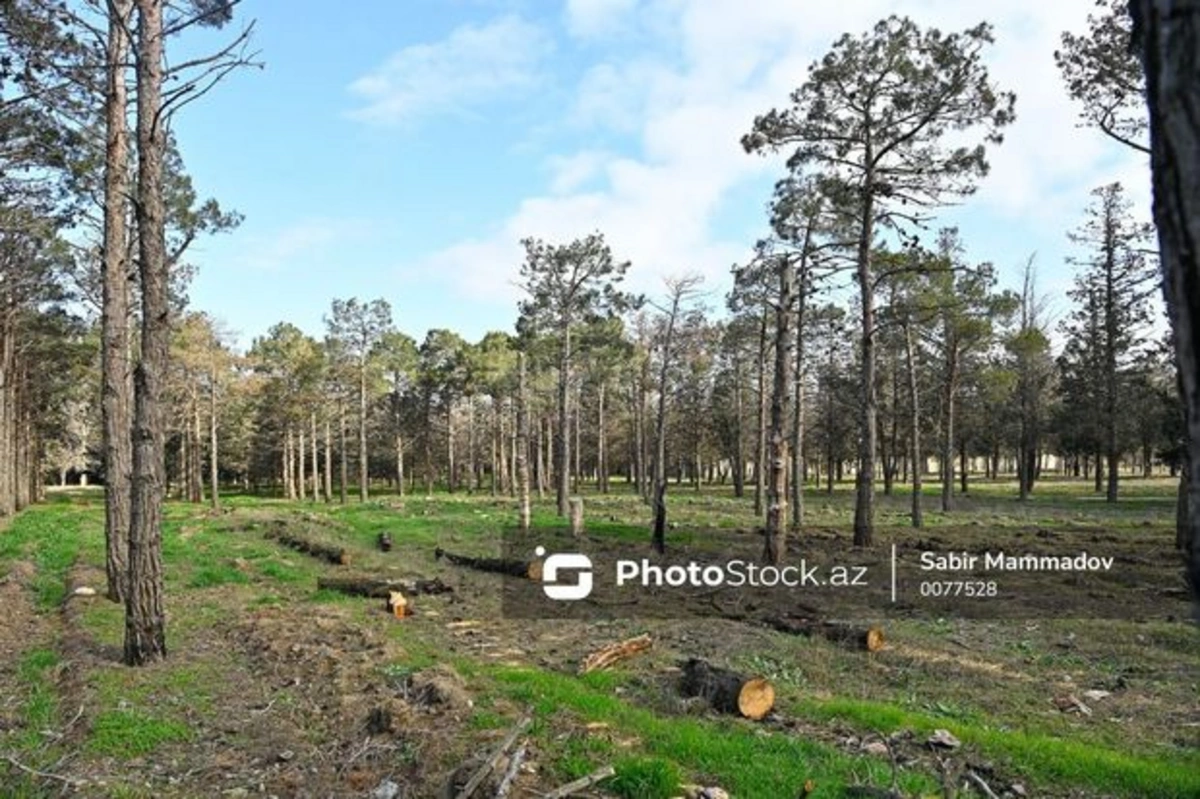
[
  {"left": 853, "top": 185, "right": 878, "bottom": 547},
  {"left": 904, "top": 317, "right": 924, "bottom": 528},
  {"left": 1132, "top": 0, "right": 1200, "bottom": 614},
  {"left": 125, "top": 0, "right": 168, "bottom": 665},
  {"left": 764, "top": 255, "right": 796, "bottom": 564},
  {"left": 101, "top": 0, "right": 134, "bottom": 604}
]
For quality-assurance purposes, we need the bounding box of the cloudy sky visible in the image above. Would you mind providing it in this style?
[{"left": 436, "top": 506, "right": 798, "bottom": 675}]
[{"left": 174, "top": 0, "right": 1149, "bottom": 348}]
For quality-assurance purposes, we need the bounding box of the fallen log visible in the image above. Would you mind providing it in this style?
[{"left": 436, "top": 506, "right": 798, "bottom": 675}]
[
  {"left": 543, "top": 765, "right": 616, "bottom": 799},
  {"left": 678, "top": 657, "right": 774, "bottom": 720},
  {"left": 578, "top": 633, "right": 652, "bottom": 674},
  {"left": 265, "top": 529, "right": 348, "bottom": 565},
  {"left": 435, "top": 547, "right": 542, "bottom": 581},
  {"left": 316, "top": 575, "right": 453, "bottom": 598},
  {"left": 765, "top": 616, "right": 885, "bottom": 652}
]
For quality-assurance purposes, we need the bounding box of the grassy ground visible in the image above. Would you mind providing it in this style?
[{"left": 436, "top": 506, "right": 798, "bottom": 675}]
[{"left": 0, "top": 478, "right": 1196, "bottom": 798}]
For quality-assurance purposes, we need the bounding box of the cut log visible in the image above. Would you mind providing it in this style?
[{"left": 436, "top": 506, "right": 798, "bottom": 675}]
[
  {"left": 765, "top": 616, "right": 884, "bottom": 652},
  {"left": 578, "top": 634, "right": 652, "bottom": 674},
  {"left": 678, "top": 657, "right": 774, "bottom": 720},
  {"left": 542, "top": 765, "right": 616, "bottom": 799},
  {"left": 317, "top": 576, "right": 453, "bottom": 598},
  {"left": 435, "top": 547, "right": 542, "bottom": 581},
  {"left": 378, "top": 532, "right": 393, "bottom": 552},
  {"left": 265, "top": 528, "right": 348, "bottom": 565}
]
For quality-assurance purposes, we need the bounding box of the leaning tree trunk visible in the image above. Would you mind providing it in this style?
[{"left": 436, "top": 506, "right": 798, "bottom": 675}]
[
  {"left": 101, "top": 0, "right": 134, "bottom": 604},
  {"left": 126, "top": 0, "right": 168, "bottom": 666},
  {"left": 1134, "top": 0, "right": 1200, "bottom": 616}
]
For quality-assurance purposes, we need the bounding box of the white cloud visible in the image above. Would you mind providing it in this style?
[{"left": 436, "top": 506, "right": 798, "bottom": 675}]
[
  {"left": 420, "top": 0, "right": 1150, "bottom": 310},
  {"left": 564, "top": 0, "right": 640, "bottom": 38},
  {"left": 235, "top": 218, "right": 369, "bottom": 272},
  {"left": 347, "top": 16, "right": 552, "bottom": 125}
]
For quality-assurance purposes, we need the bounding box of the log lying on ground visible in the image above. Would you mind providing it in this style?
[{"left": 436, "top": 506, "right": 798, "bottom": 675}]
[
  {"left": 316, "top": 575, "right": 453, "bottom": 598},
  {"left": 265, "top": 528, "right": 348, "bottom": 565},
  {"left": 434, "top": 547, "right": 542, "bottom": 581},
  {"left": 678, "top": 657, "right": 774, "bottom": 720},
  {"left": 765, "top": 615, "right": 885, "bottom": 652},
  {"left": 579, "top": 634, "right": 652, "bottom": 674}
]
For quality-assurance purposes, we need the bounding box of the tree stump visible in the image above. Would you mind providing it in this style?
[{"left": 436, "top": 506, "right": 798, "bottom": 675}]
[
  {"left": 378, "top": 532, "right": 393, "bottom": 552},
  {"left": 678, "top": 657, "right": 774, "bottom": 720},
  {"left": 569, "top": 497, "right": 585, "bottom": 536}
]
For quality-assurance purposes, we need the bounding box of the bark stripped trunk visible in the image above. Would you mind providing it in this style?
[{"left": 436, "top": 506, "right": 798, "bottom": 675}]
[
  {"left": 126, "top": 0, "right": 167, "bottom": 665},
  {"left": 324, "top": 418, "right": 332, "bottom": 502},
  {"left": 101, "top": 0, "right": 134, "bottom": 604},
  {"left": 310, "top": 412, "right": 319, "bottom": 500}
]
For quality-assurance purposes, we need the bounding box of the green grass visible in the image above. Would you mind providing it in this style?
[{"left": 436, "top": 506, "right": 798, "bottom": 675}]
[
  {"left": 87, "top": 710, "right": 193, "bottom": 757},
  {"left": 793, "top": 696, "right": 1200, "bottom": 798}
]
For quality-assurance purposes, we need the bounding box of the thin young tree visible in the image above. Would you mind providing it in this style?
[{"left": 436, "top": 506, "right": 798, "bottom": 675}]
[
  {"left": 649, "top": 274, "right": 704, "bottom": 554},
  {"left": 743, "top": 16, "right": 1015, "bottom": 546},
  {"left": 325, "top": 298, "right": 392, "bottom": 502},
  {"left": 516, "top": 233, "right": 637, "bottom": 517}
]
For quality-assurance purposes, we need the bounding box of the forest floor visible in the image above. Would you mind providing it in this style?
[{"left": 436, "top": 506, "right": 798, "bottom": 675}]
[{"left": 0, "top": 479, "right": 1197, "bottom": 799}]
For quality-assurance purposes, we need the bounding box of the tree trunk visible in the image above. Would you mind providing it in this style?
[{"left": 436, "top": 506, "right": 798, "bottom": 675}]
[
  {"left": 598, "top": 382, "right": 608, "bottom": 493},
  {"left": 733, "top": 358, "right": 745, "bottom": 498},
  {"left": 359, "top": 356, "right": 368, "bottom": 501},
  {"left": 101, "top": 0, "right": 134, "bottom": 603},
  {"left": 310, "top": 412, "right": 319, "bottom": 500},
  {"left": 1134, "top": 0, "right": 1200, "bottom": 614},
  {"left": 853, "top": 189, "right": 877, "bottom": 547},
  {"left": 125, "top": 0, "right": 168, "bottom": 665},
  {"left": 324, "top": 418, "right": 332, "bottom": 502},
  {"left": 754, "top": 310, "right": 768, "bottom": 517},
  {"left": 904, "top": 319, "right": 923, "bottom": 529},
  {"left": 790, "top": 280, "right": 807, "bottom": 532},
  {"left": 467, "top": 394, "right": 476, "bottom": 493},
  {"left": 941, "top": 344, "right": 957, "bottom": 512},
  {"left": 339, "top": 398, "right": 348, "bottom": 504},
  {"left": 209, "top": 362, "right": 219, "bottom": 510},
  {"left": 556, "top": 321, "right": 571, "bottom": 517},
  {"left": 765, "top": 256, "right": 796, "bottom": 564},
  {"left": 517, "top": 353, "right": 531, "bottom": 533},
  {"left": 298, "top": 425, "right": 307, "bottom": 502}
]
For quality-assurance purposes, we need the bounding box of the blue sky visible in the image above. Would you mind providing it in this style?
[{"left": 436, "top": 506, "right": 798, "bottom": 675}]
[{"left": 172, "top": 0, "right": 1150, "bottom": 350}]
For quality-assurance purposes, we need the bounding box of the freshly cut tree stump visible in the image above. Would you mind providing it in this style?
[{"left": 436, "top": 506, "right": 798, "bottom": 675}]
[
  {"left": 387, "top": 591, "right": 411, "bottom": 618},
  {"left": 316, "top": 576, "right": 453, "bottom": 598},
  {"left": 434, "top": 547, "right": 543, "bottom": 581},
  {"left": 579, "top": 633, "right": 652, "bottom": 674},
  {"left": 265, "top": 529, "right": 348, "bottom": 565},
  {"left": 678, "top": 657, "right": 775, "bottom": 720},
  {"left": 766, "top": 616, "right": 885, "bottom": 652},
  {"left": 378, "top": 532, "right": 393, "bottom": 552}
]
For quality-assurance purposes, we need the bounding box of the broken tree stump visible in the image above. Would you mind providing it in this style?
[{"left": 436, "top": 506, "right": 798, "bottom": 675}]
[
  {"left": 316, "top": 575, "right": 453, "bottom": 598},
  {"left": 569, "top": 497, "right": 584, "bottom": 536},
  {"left": 387, "top": 591, "right": 412, "bottom": 618},
  {"left": 579, "top": 633, "right": 652, "bottom": 674},
  {"left": 678, "top": 657, "right": 775, "bottom": 720},
  {"left": 434, "top": 547, "right": 542, "bottom": 581},
  {"left": 765, "top": 616, "right": 885, "bottom": 652},
  {"left": 378, "top": 532, "right": 393, "bottom": 552},
  {"left": 265, "top": 528, "right": 348, "bottom": 565}
]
